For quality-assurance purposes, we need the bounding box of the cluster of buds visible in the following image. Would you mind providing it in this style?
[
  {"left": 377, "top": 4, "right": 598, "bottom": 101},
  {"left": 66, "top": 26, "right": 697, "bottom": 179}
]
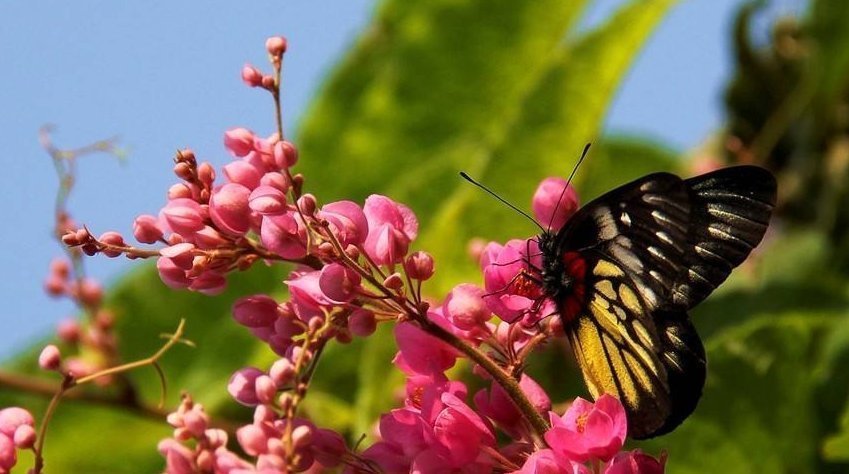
[
  {"left": 0, "top": 408, "right": 36, "bottom": 473},
  {"left": 42, "top": 256, "right": 117, "bottom": 382}
]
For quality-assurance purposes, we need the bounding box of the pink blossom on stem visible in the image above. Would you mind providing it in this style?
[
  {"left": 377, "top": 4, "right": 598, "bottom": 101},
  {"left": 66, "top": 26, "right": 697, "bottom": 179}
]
[
  {"left": 512, "top": 449, "right": 591, "bottom": 474},
  {"left": 228, "top": 367, "right": 265, "bottom": 406},
  {"left": 223, "top": 160, "right": 262, "bottom": 190},
  {"left": 209, "top": 183, "right": 252, "bottom": 236},
  {"left": 444, "top": 283, "right": 490, "bottom": 332},
  {"left": 160, "top": 198, "right": 206, "bottom": 236},
  {"left": 223, "top": 128, "right": 256, "bottom": 157},
  {"left": 157, "top": 257, "right": 191, "bottom": 289},
  {"left": 38, "top": 344, "right": 62, "bottom": 371},
  {"left": 265, "top": 36, "right": 288, "bottom": 56},
  {"left": 0, "top": 434, "right": 16, "bottom": 473},
  {"left": 363, "top": 195, "right": 418, "bottom": 266},
  {"left": 394, "top": 322, "right": 457, "bottom": 377},
  {"left": 532, "top": 177, "right": 579, "bottom": 232},
  {"left": 481, "top": 239, "right": 553, "bottom": 324},
  {"left": 474, "top": 374, "right": 550, "bottom": 439},
  {"left": 318, "top": 263, "right": 361, "bottom": 303},
  {"left": 318, "top": 200, "right": 368, "bottom": 247},
  {"left": 249, "top": 185, "right": 287, "bottom": 215},
  {"left": 242, "top": 64, "right": 264, "bottom": 88},
  {"left": 348, "top": 309, "right": 377, "bottom": 337},
  {"left": 604, "top": 450, "right": 666, "bottom": 474},
  {"left": 98, "top": 231, "right": 125, "bottom": 257},
  {"left": 233, "top": 294, "right": 280, "bottom": 328},
  {"left": 260, "top": 212, "right": 307, "bottom": 259},
  {"left": 0, "top": 408, "right": 34, "bottom": 439},
  {"left": 133, "top": 214, "right": 164, "bottom": 243},
  {"left": 544, "top": 394, "right": 627, "bottom": 464},
  {"left": 404, "top": 250, "right": 435, "bottom": 281}
]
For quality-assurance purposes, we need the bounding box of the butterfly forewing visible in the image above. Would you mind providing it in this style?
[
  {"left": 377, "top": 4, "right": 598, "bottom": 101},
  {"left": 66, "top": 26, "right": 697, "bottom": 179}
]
[{"left": 544, "top": 165, "right": 776, "bottom": 439}]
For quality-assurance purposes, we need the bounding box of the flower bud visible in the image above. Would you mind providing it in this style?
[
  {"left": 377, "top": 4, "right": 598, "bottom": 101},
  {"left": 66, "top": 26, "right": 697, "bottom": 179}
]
[
  {"left": 260, "top": 172, "right": 291, "bottom": 193},
  {"left": 38, "top": 344, "right": 62, "bottom": 371},
  {"left": 197, "top": 162, "right": 216, "bottom": 188},
  {"left": 223, "top": 160, "right": 261, "bottom": 189},
  {"left": 133, "top": 214, "right": 164, "bottom": 243},
  {"left": 265, "top": 36, "right": 288, "bottom": 57},
  {"left": 445, "top": 284, "right": 490, "bottom": 331},
  {"left": 241, "top": 64, "right": 263, "bottom": 88},
  {"left": 348, "top": 309, "right": 376, "bottom": 337},
  {"left": 236, "top": 424, "right": 267, "bottom": 456},
  {"left": 404, "top": 251, "right": 434, "bottom": 280},
  {"left": 56, "top": 318, "right": 80, "bottom": 342},
  {"left": 254, "top": 375, "right": 277, "bottom": 405},
  {"left": 532, "top": 177, "right": 579, "bottom": 231},
  {"left": 291, "top": 425, "right": 312, "bottom": 449},
  {"left": 297, "top": 194, "right": 317, "bottom": 216},
  {"left": 98, "top": 231, "right": 125, "bottom": 257},
  {"left": 49, "top": 258, "right": 70, "bottom": 280},
  {"left": 228, "top": 367, "right": 264, "bottom": 406},
  {"left": 160, "top": 198, "right": 205, "bottom": 236},
  {"left": 167, "top": 183, "right": 194, "bottom": 200},
  {"left": 209, "top": 183, "right": 252, "bottom": 236},
  {"left": 0, "top": 408, "right": 34, "bottom": 438},
  {"left": 223, "top": 128, "right": 255, "bottom": 157},
  {"left": 383, "top": 273, "right": 403, "bottom": 290},
  {"left": 13, "top": 424, "right": 36, "bottom": 449},
  {"left": 233, "top": 295, "right": 279, "bottom": 328},
  {"left": 249, "top": 186, "right": 287, "bottom": 215},
  {"left": 269, "top": 358, "right": 295, "bottom": 387}
]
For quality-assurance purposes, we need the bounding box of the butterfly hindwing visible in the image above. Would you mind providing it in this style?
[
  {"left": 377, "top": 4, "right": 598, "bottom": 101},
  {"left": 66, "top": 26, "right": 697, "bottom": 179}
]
[{"left": 544, "top": 165, "right": 775, "bottom": 439}]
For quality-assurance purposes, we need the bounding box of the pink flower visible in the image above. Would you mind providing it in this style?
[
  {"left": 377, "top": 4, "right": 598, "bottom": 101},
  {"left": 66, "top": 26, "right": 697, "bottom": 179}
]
[
  {"left": 265, "top": 36, "right": 288, "bottom": 56},
  {"left": 0, "top": 408, "right": 34, "bottom": 439},
  {"left": 394, "top": 322, "right": 457, "bottom": 377},
  {"left": 241, "top": 64, "right": 263, "bottom": 88},
  {"left": 0, "top": 433, "right": 16, "bottom": 472},
  {"left": 160, "top": 198, "right": 205, "bottom": 236},
  {"left": 38, "top": 344, "right": 62, "bottom": 371},
  {"left": 474, "top": 374, "right": 550, "bottom": 439},
  {"left": 223, "top": 128, "right": 256, "bottom": 157},
  {"left": 223, "top": 160, "right": 262, "bottom": 189},
  {"left": 532, "top": 177, "right": 579, "bottom": 231},
  {"left": 260, "top": 212, "right": 307, "bottom": 259},
  {"left": 318, "top": 200, "right": 369, "bottom": 247},
  {"left": 232, "top": 295, "right": 280, "bottom": 328},
  {"left": 512, "top": 449, "right": 591, "bottom": 474},
  {"left": 286, "top": 270, "right": 331, "bottom": 316},
  {"left": 133, "top": 214, "right": 164, "bottom": 243},
  {"left": 419, "top": 382, "right": 496, "bottom": 469},
  {"left": 318, "top": 263, "right": 361, "bottom": 303},
  {"left": 604, "top": 450, "right": 666, "bottom": 474},
  {"left": 443, "top": 283, "right": 490, "bottom": 332},
  {"left": 363, "top": 195, "right": 418, "bottom": 266},
  {"left": 544, "top": 395, "right": 627, "bottom": 463},
  {"left": 481, "top": 239, "right": 552, "bottom": 324},
  {"left": 209, "top": 183, "right": 252, "bottom": 236},
  {"left": 156, "top": 257, "right": 191, "bottom": 289},
  {"left": 404, "top": 251, "right": 435, "bottom": 281},
  {"left": 227, "top": 367, "right": 264, "bottom": 406},
  {"left": 249, "top": 185, "right": 287, "bottom": 215}
]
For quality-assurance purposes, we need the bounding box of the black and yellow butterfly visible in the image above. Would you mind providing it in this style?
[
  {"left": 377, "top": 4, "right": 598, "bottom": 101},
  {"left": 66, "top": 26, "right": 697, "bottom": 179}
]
[{"left": 536, "top": 165, "right": 776, "bottom": 439}]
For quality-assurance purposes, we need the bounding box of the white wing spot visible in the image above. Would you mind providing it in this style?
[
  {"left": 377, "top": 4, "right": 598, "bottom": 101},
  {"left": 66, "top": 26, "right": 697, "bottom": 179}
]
[
  {"left": 621, "top": 212, "right": 632, "bottom": 227},
  {"left": 594, "top": 206, "right": 617, "bottom": 240},
  {"left": 656, "top": 231, "right": 672, "bottom": 245}
]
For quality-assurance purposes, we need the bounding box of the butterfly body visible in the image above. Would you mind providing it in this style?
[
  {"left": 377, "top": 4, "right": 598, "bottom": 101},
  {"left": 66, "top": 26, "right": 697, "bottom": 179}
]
[{"left": 535, "top": 165, "right": 776, "bottom": 439}]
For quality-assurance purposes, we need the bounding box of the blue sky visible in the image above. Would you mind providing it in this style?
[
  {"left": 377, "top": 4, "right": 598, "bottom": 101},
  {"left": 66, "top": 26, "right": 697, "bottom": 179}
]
[{"left": 0, "top": 0, "right": 792, "bottom": 356}]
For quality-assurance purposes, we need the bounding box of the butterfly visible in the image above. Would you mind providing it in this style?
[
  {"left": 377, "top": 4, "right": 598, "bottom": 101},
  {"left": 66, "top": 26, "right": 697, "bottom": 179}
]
[{"left": 535, "top": 165, "right": 776, "bottom": 439}]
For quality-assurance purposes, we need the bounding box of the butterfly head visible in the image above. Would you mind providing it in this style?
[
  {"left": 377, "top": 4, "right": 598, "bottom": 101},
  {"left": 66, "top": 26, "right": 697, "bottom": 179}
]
[{"left": 537, "top": 231, "right": 573, "bottom": 302}]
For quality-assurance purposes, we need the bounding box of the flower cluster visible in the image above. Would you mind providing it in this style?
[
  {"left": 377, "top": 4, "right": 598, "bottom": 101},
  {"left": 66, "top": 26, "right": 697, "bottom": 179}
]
[
  {"left": 51, "top": 35, "right": 671, "bottom": 473},
  {"left": 0, "top": 408, "right": 36, "bottom": 474}
]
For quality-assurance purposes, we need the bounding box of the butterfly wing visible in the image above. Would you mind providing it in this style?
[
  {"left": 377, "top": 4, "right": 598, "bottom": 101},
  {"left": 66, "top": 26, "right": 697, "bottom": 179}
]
[{"left": 551, "top": 166, "right": 775, "bottom": 438}]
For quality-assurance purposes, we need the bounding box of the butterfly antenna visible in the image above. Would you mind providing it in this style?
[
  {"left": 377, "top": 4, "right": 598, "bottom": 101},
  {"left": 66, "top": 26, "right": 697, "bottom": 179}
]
[
  {"left": 459, "top": 171, "right": 545, "bottom": 233},
  {"left": 547, "top": 143, "right": 591, "bottom": 231}
]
